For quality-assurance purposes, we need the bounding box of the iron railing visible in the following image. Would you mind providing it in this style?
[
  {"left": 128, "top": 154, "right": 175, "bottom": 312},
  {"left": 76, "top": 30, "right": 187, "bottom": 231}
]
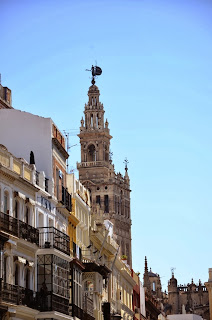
[
  {"left": 39, "top": 227, "right": 70, "bottom": 255},
  {"left": 19, "top": 220, "right": 39, "bottom": 245},
  {"left": 0, "top": 282, "right": 69, "bottom": 315},
  {"left": 83, "top": 293, "right": 94, "bottom": 317},
  {"left": 37, "top": 291, "right": 69, "bottom": 315},
  {"left": 0, "top": 282, "right": 36, "bottom": 308},
  {"left": 70, "top": 304, "right": 83, "bottom": 319},
  {"left": 0, "top": 211, "right": 18, "bottom": 237},
  {"left": 0, "top": 211, "right": 39, "bottom": 245}
]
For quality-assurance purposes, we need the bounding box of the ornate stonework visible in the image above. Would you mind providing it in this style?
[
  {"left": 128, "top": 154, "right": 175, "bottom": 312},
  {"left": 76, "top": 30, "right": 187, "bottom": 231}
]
[{"left": 77, "top": 83, "right": 132, "bottom": 267}]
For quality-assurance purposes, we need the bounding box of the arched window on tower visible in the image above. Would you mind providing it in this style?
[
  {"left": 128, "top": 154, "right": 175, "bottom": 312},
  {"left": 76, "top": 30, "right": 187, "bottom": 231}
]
[
  {"left": 105, "top": 146, "right": 109, "bottom": 161},
  {"left": 96, "top": 114, "right": 98, "bottom": 127},
  {"left": 152, "top": 281, "right": 156, "bottom": 292},
  {"left": 90, "top": 114, "right": 93, "bottom": 127},
  {"left": 88, "top": 145, "right": 96, "bottom": 162}
]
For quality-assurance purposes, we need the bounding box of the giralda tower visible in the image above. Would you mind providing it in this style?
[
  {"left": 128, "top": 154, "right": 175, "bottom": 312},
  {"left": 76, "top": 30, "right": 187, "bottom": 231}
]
[{"left": 77, "top": 67, "right": 132, "bottom": 267}]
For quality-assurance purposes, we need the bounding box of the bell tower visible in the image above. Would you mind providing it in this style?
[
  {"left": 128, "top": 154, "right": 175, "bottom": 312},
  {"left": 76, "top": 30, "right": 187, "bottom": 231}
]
[
  {"left": 77, "top": 68, "right": 132, "bottom": 267},
  {"left": 79, "top": 83, "right": 111, "bottom": 165}
]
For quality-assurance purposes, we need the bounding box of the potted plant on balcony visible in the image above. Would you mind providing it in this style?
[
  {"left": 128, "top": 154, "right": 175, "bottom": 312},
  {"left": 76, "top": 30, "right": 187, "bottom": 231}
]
[{"left": 121, "top": 255, "right": 127, "bottom": 263}]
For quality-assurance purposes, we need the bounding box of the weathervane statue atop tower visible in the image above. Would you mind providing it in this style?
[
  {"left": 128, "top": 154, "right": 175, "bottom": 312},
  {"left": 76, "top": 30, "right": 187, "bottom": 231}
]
[{"left": 86, "top": 65, "right": 102, "bottom": 85}]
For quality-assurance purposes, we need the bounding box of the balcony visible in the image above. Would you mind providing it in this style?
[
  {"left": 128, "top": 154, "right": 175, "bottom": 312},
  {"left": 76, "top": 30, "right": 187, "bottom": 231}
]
[
  {"left": 0, "top": 282, "right": 69, "bottom": 315},
  {"left": 61, "top": 186, "right": 72, "bottom": 212},
  {"left": 70, "top": 304, "right": 83, "bottom": 319},
  {"left": 77, "top": 160, "right": 109, "bottom": 169},
  {"left": 0, "top": 211, "right": 39, "bottom": 245},
  {"left": 0, "top": 282, "right": 37, "bottom": 309},
  {"left": 39, "top": 227, "right": 70, "bottom": 255},
  {"left": 83, "top": 293, "right": 94, "bottom": 319},
  {"left": 37, "top": 292, "right": 69, "bottom": 315},
  {"left": 19, "top": 221, "right": 39, "bottom": 245},
  {"left": 0, "top": 211, "right": 18, "bottom": 237}
]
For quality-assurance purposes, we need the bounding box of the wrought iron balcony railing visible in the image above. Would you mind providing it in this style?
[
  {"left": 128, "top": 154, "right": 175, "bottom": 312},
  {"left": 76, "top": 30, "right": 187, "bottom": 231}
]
[
  {"left": 0, "top": 282, "right": 69, "bottom": 315},
  {"left": 83, "top": 293, "right": 94, "bottom": 317},
  {"left": 0, "top": 211, "right": 39, "bottom": 245},
  {"left": 70, "top": 304, "right": 83, "bottom": 319},
  {"left": 36, "top": 291, "right": 69, "bottom": 315},
  {"left": 0, "top": 211, "right": 18, "bottom": 237},
  {"left": 39, "top": 227, "right": 70, "bottom": 255},
  {"left": 19, "top": 220, "right": 39, "bottom": 245},
  {"left": 0, "top": 282, "right": 37, "bottom": 309}
]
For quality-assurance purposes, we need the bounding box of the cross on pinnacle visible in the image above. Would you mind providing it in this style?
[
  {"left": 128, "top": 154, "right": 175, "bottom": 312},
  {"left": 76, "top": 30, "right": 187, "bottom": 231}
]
[
  {"left": 124, "top": 158, "right": 129, "bottom": 171},
  {"left": 109, "top": 151, "right": 113, "bottom": 161}
]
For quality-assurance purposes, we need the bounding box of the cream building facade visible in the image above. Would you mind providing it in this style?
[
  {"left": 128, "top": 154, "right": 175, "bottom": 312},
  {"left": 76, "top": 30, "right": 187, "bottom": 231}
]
[
  {"left": 0, "top": 135, "right": 73, "bottom": 320},
  {"left": 0, "top": 144, "right": 39, "bottom": 320}
]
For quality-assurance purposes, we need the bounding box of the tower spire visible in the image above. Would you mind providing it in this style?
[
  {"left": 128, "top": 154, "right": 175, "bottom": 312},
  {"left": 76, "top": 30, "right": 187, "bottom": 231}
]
[
  {"left": 143, "top": 256, "right": 151, "bottom": 294},
  {"left": 145, "top": 256, "right": 148, "bottom": 273}
]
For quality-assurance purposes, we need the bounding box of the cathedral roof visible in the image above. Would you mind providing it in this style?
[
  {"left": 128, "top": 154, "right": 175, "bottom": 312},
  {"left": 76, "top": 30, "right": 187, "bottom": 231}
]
[{"left": 148, "top": 269, "right": 158, "bottom": 277}]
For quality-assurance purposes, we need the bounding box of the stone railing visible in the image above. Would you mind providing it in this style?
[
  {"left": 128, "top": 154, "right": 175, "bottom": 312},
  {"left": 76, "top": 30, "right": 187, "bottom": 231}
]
[{"left": 77, "top": 160, "right": 109, "bottom": 169}]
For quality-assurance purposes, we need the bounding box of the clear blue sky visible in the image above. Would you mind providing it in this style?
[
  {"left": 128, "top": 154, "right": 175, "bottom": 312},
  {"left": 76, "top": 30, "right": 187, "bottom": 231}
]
[{"left": 1, "top": 0, "right": 212, "bottom": 289}]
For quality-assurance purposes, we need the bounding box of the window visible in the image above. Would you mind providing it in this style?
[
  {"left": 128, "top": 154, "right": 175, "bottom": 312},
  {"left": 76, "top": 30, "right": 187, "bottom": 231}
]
[
  {"left": 25, "top": 206, "right": 29, "bottom": 224},
  {"left": 38, "top": 212, "right": 43, "bottom": 228},
  {"left": 3, "top": 256, "right": 7, "bottom": 282},
  {"left": 104, "top": 195, "right": 109, "bottom": 213},
  {"left": 25, "top": 268, "right": 30, "bottom": 289},
  {"left": 105, "top": 146, "right": 109, "bottom": 161},
  {"left": 96, "top": 195, "right": 100, "bottom": 206},
  {"left": 4, "top": 191, "right": 9, "bottom": 214},
  {"left": 91, "top": 114, "right": 93, "bottom": 127},
  {"left": 71, "top": 266, "right": 82, "bottom": 308},
  {"left": 152, "top": 281, "right": 156, "bottom": 292},
  {"left": 88, "top": 145, "right": 96, "bottom": 162},
  {"left": 14, "top": 264, "right": 19, "bottom": 285},
  {"left": 14, "top": 200, "right": 19, "bottom": 219},
  {"left": 84, "top": 280, "right": 94, "bottom": 292}
]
